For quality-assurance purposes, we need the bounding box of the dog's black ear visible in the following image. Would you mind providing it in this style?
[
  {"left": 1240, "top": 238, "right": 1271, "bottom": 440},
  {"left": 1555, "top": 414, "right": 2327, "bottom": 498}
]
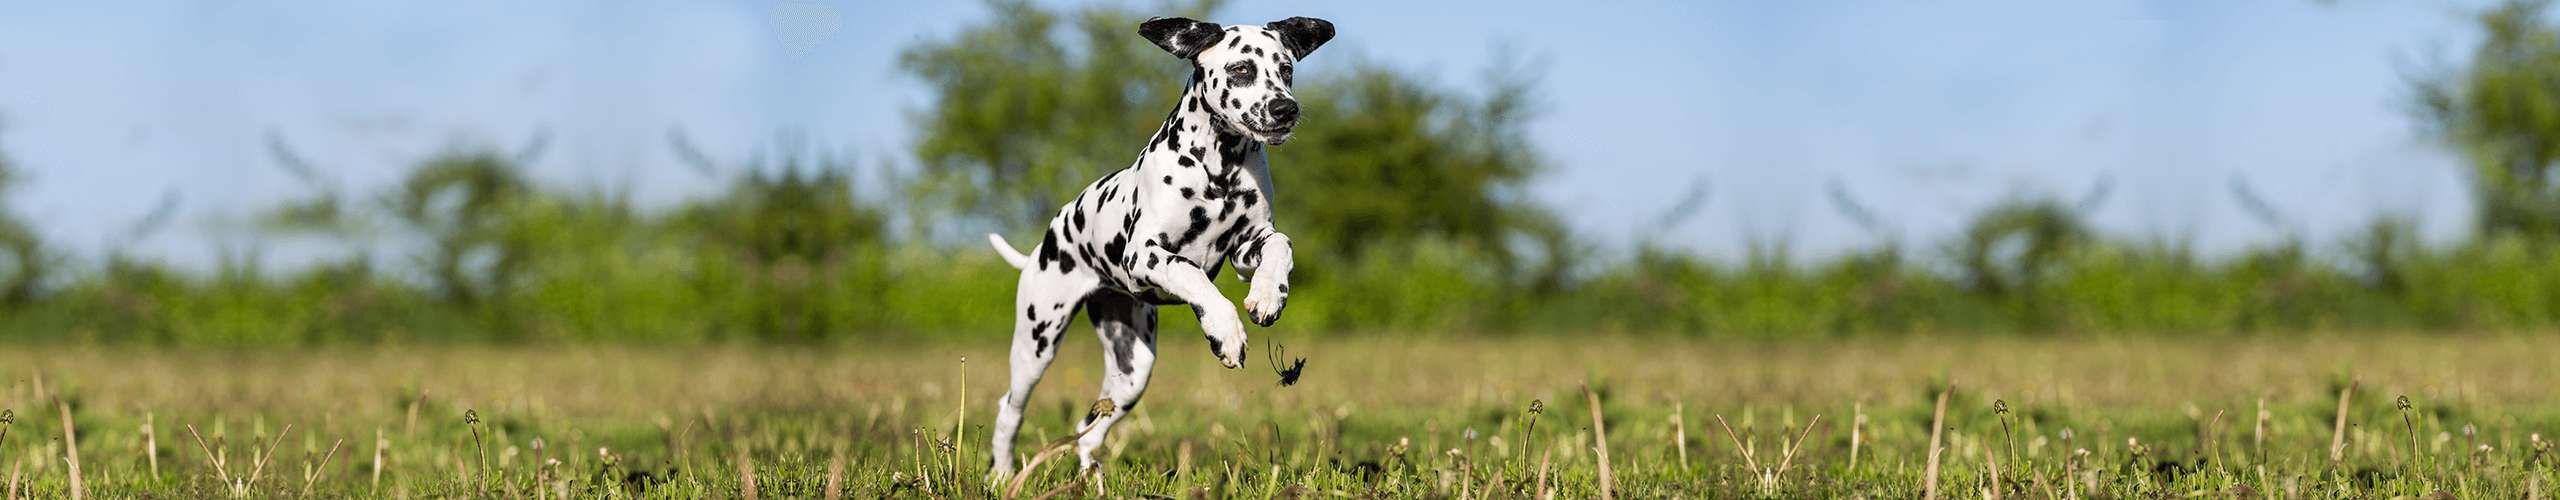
[
  {"left": 1139, "top": 17, "right": 1224, "bottom": 59},
  {"left": 1265, "top": 17, "right": 1334, "bottom": 60}
]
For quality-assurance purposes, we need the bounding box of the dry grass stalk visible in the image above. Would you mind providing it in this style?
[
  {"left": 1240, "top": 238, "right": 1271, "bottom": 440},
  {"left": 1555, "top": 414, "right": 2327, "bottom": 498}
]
[
  {"left": 371, "top": 428, "right": 385, "bottom": 489},
  {"left": 1984, "top": 446, "right": 2002, "bottom": 500},
  {"left": 143, "top": 412, "right": 157, "bottom": 478},
  {"left": 1850, "top": 402, "right": 1864, "bottom": 472},
  {"left": 2254, "top": 397, "right": 2267, "bottom": 458},
  {"left": 56, "top": 400, "right": 83, "bottom": 500},
  {"left": 6, "top": 455, "right": 19, "bottom": 500},
  {"left": 1673, "top": 402, "right": 1689, "bottom": 472},
  {"left": 1176, "top": 440, "right": 1193, "bottom": 482},
  {"left": 2330, "top": 380, "right": 2356, "bottom": 464},
  {"left": 1922, "top": 384, "right": 1952, "bottom": 500},
  {"left": 1003, "top": 400, "right": 1114, "bottom": 499},
  {"left": 303, "top": 438, "right": 344, "bottom": 497},
  {"left": 2030, "top": 461, "right": 2057, "bottom": 499},
  {"left": 1533, "top": 445, "right": 1553, "bottom": 500},
  {"left": 242, "top": 424, "right": 292, "bottom": 496},
  {"left": 825, "top": 450, "right": 844, "bottom": 500},
  {"left": 1580, "top": 384, "right": 1614, "bottom": 500},
  {"left": 533, "top": 457, "right": 549, "bottom": 500},
  {"left": 2063, "top": 448, "right": 2079, "bottom": 500},
  {"left": 954, "top": 355, "right": 968, "bottom": 497},
  {"left": 1718, "top": 410, "right": 1822, "bottom": 494},
  {"left": 402, "top": 390, "right": 425, "bottom": 436},
  {"left": 1769, "top": 414, "right": 1822, "bottom": 491},
  {"left": 1714, "top": 414, "right": 1760, "bottom": 470},
  {"left": 738, "top": 445, "right": 759, "bottom": 500},
  {"left": 185, "top": 424, "right": 233, "bottom": 488},
  {"left": 1027, "top": 476, "right": 1087, "bottom": 500},
  {"left": 2203, "top": 408, "right": 2225, "bottom": 471}
]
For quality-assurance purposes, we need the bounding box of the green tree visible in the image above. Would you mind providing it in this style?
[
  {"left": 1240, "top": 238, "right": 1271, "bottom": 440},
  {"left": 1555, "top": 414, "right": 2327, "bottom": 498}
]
[
  {"left": 899, "top": 0, "right": 1568, "bottom": 288},
  {"left": 390, "top": 152, "right": 535, "bottom": 307},
  {"left": 901, "top": 0, "right": 1216, "bottom": 230},
  {"left": 676, "top": 162, "right": 892, "bottom": 340},
  {"left": 2416, "top": 0, "right": 2560, "bottom": 240},
  {"left": 1282, "top": 60, "right": 1569, "bottom": 286},
  {"left": 0, "top": 126, "right": 43, "bottom": 308}
]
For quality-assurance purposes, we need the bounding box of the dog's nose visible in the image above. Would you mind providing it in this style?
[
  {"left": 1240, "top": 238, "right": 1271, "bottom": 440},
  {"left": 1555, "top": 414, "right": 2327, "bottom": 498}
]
[{"left": 1268, "top": 99, "right": 1300, "bottom": 123}]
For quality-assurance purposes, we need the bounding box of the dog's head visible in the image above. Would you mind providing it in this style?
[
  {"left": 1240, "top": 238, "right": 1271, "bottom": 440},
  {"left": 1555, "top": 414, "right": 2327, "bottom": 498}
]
[{"left": 1141, "top": 16, "right": 1334, "bottom": 145}]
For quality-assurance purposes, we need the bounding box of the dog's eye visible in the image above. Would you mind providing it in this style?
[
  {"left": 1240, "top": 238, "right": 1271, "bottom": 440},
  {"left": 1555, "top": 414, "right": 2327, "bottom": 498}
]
[{"left": 1229, "top": 64, "right": 1250, "bottom": 75}]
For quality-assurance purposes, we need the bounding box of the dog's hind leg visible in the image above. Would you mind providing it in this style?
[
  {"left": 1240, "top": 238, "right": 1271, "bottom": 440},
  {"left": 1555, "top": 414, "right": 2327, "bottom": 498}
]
[
  {"left": 987, "top": 265, "right": 1099, "bottom": 483},
  {"left": 1072, "top": 291, "right": 1158, "bottom": 489}
]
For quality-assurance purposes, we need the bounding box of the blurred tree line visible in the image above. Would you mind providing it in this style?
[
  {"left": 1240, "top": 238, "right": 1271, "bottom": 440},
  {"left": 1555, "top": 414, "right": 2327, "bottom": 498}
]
[{"left": 6, "top": 0, "right": 2560, "bottom": 344}]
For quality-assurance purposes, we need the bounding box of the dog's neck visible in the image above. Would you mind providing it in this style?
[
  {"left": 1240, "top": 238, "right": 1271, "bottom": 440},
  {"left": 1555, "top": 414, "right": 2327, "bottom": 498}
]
[{"left": 1148, "top": 72, "right": 1273, "bottom": 201}]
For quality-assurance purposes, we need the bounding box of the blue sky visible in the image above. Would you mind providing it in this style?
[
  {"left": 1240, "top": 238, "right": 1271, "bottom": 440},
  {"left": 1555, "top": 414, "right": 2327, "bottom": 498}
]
[{"left": 0, "top": 0, "right": 2500, "bottom": 267}]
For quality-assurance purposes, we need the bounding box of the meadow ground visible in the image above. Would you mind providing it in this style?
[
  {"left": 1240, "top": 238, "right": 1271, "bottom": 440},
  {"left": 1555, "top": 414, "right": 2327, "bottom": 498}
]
[{"left": 1, "top": 334, "right": 2558, "bottom": 498}]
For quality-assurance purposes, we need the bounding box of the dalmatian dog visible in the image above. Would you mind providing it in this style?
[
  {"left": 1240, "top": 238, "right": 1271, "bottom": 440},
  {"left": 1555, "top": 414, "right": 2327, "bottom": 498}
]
[{"left": 981, "top": 15, "right": 1334, "bottom": 486}]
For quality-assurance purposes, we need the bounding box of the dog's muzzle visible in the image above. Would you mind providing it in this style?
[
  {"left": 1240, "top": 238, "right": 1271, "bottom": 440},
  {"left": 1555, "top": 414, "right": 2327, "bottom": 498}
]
[
  {"left": 1268, "top": 98, "right": 1299, "bottom": 124},
  {"left": 1252, "top": 99, "right": 1300, "bottom": 144}
]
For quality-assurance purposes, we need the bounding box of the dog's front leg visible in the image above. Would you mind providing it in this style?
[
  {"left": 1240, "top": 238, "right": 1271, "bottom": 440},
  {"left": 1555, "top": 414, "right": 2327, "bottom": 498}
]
[
  {"left": 1133, "top": 246, "right": 1248, "bottom": 368},
  {"left": 1234, "top": 231, "right": 1293, "bottom": 327}
]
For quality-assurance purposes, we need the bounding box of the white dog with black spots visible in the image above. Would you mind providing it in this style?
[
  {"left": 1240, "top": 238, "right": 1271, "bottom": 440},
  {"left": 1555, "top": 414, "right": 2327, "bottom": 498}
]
[{"left": 980, "top": 15, "right": 1335, "bottom": 488}]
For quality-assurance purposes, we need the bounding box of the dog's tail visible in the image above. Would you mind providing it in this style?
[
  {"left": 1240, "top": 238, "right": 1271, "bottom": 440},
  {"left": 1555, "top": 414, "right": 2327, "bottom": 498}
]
[{"left": 987, "top": 233, "right": 1034, "bottom": 270}]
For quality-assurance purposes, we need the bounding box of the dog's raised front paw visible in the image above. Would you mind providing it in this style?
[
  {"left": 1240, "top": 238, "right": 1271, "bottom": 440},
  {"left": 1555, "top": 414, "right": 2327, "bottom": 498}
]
[
  {"left": 1201, "top": 312, "right": 1248, "bottom": 369},
  {"left": 1244, "top": 283, "right": 1289, "bottom": 327}
]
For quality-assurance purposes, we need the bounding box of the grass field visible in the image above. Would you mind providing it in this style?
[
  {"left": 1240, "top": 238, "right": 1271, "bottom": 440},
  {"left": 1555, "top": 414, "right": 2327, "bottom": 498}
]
[{"left": 1, "top": 334, "right": 2558, "bottom": 498}]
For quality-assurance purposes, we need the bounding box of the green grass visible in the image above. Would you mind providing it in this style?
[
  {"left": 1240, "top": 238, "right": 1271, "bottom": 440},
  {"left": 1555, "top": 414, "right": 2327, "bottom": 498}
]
[{"left": 1, "top": 335, "right": 2558, "bottom": 497}]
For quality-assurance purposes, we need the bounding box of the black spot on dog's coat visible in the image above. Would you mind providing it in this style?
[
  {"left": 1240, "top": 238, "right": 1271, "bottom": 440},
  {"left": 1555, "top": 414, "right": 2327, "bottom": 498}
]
[
  {"left": 1103, "top": 235, "right": 1131, "bottom": 268},
  {"left": 1174, "top": 206, "right": 1212, "bottom": 249},
  {"left": 1030, "top": 320, "right": 1055, "bottom": 356},
  {"left": 1036, "top": 230, "right": 1061, "bottom": 271},
  {"left": 1245, "top": 234, "right": 1271, "bottom": 263}
]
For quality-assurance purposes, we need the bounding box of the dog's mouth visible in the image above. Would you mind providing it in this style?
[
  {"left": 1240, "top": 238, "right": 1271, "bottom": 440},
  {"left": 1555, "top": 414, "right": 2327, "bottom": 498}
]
[{"left": 1247, "top": 123, "right": 1295, "bottom": 145}]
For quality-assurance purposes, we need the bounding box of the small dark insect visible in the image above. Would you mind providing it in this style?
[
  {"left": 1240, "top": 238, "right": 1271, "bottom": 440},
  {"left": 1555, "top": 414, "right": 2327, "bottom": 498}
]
[{"left": 1267, "top": 338, "right": 1306, "bottom": 386}]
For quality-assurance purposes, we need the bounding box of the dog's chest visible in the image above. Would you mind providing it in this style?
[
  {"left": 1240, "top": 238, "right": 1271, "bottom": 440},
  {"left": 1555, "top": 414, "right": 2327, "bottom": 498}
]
[{"left": 1144, "top": 163, "right": 1269, "bottom": 258}]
